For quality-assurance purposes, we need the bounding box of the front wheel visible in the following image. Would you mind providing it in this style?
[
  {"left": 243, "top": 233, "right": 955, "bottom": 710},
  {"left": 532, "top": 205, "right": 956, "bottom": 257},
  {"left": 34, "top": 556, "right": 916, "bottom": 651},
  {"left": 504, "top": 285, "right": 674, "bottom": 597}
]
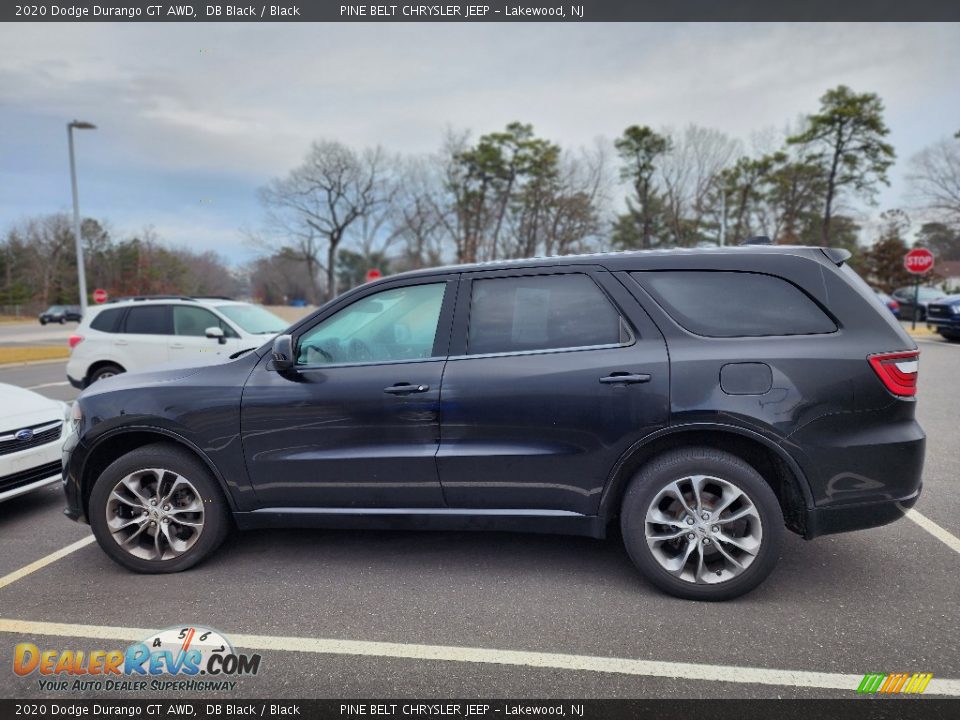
[
  {"left": 89, "top": 443, "right": 231, "bottom": 573},
  {"left": 621, "top": 447, "right": 784, "bottom": 601}
]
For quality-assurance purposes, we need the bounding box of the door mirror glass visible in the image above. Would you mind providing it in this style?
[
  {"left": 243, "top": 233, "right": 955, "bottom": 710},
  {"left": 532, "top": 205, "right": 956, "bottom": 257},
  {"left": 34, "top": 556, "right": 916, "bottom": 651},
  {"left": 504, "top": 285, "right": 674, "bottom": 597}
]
[{"left": 272, "top": 334, "right": 295, "bottom": 372}]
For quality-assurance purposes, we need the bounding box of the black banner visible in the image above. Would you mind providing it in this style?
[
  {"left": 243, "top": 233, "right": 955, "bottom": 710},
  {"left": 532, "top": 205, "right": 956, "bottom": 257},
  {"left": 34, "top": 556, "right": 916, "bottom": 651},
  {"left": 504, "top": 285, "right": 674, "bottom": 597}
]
[
  {"left": 2, "top": 700, "right": 960, "bottom": 720},
  {"left": 3, "top": 0, "right": 960, "bottom": 23}
]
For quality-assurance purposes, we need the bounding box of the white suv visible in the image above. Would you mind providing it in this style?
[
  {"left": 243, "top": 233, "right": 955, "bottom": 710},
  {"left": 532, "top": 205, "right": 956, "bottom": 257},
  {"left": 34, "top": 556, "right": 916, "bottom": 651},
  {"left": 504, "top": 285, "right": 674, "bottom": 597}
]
[{"left": 66, "top": 296, "right": 288, "bottom": 388}]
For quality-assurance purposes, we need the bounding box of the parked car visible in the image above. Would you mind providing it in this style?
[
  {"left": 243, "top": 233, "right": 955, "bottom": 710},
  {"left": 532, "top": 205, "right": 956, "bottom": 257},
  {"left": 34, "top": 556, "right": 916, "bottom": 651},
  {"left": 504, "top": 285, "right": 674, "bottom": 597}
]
[
  {"left": 925, "top": 294, "right": 960, "bottom": 341},
  {"left": 38, "top": 305, "right": 82, "bottom": 325},
  {"left": 890, "top": 286, "right": 945, "bottom": 321},
  {"left": 65, "top": 296, "right": 288, "bottom": 388},
  {"left": 0, "top": 384, "right": 69, "bottom": 503},
  {"left": 63, "top": 246, "right": 924, "bottom": 601},
  {"left": 874, "top": 290, "right": 900, "bottom": 318}
]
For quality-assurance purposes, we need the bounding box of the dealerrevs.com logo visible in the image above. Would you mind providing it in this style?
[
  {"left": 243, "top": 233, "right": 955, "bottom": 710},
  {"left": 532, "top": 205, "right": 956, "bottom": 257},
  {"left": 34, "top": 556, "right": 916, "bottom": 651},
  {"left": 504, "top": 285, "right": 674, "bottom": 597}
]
[{"left": 13, "top": 625, "right": 261, "bottom": 692}]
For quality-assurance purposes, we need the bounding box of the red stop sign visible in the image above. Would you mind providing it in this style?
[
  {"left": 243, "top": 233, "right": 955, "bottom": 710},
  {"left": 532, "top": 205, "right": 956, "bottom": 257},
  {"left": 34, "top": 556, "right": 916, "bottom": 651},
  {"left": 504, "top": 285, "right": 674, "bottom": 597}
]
[
  {"left": 92, "top": 288, "right": 108, "bottom": 304},
  {"left": 365, "top": 269, "right": 382, "bottom": 282},
  {"left": 904, "top": 248, "right": 934, "bottom": 274}
]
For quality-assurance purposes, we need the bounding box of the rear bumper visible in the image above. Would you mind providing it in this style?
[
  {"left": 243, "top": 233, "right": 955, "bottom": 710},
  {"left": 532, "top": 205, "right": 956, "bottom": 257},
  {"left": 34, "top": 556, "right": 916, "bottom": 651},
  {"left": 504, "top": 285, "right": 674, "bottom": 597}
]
[{"left": 804, "top": 484, "right": 921, "bottom": 539}]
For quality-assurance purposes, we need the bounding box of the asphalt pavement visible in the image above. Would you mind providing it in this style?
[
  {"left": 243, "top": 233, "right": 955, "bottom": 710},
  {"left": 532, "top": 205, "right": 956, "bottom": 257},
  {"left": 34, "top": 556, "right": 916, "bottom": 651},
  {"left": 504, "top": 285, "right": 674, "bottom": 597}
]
[
  {"left": 0, "top": 321, "right": 76, "bottom": 347},
  {"left": 0, "top": 335, "right": 957, "bottom": 700}
]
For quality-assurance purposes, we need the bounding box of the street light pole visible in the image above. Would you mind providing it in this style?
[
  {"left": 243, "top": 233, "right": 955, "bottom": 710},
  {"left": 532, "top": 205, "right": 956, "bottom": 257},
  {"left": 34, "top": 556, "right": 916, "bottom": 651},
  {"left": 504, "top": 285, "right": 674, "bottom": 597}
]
[{"left": 67, "top": 120, "right": 96, "bottom": 315}]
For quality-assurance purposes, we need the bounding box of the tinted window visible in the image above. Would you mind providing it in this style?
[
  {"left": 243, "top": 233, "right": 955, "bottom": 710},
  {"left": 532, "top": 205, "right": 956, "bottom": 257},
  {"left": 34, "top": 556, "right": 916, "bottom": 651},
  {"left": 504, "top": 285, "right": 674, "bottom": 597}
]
[
  {"left": 467, "top": 274, "right": 624, "bottom": 355},
  {"left": 90, "top": 308, "right": 123, "bottom": 333},
  {"left": 297, "top": 283, "right": 446, "bottom": 366},
  {"left": 173, "top": 306, "right": 235, "bottom": 337},
  {"left": 124, "top": 306, "right": 173, "bottom": 335},
  {"left": 633, "top": 271, "right": 836, "bottom": 337}
]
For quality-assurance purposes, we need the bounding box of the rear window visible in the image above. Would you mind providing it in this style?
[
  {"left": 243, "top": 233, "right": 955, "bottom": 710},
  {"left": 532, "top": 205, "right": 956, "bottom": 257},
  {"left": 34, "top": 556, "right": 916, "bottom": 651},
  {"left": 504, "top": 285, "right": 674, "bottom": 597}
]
[
  {"left": 90, "top": 308, "right": 123, "bottom": 333},
  {"left": 632, "top": 271, "right": 836, "bottom": 337},
  {"left": 123, "top": 305, "right": 173, "bottom": 335}
]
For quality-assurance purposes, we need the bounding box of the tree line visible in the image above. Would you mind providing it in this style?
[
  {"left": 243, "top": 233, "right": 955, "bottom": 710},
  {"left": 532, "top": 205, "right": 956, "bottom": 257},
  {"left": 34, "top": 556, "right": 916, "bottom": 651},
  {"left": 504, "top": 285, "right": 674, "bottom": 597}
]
[{"left": 3, "top": 84, "right": 959, "bottom": 310}]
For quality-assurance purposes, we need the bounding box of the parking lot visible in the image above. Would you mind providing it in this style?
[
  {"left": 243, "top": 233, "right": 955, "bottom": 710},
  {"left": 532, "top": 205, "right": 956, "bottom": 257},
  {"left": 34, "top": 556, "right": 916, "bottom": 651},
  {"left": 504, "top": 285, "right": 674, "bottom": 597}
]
[{"left": 0, "top": 324, "right": 958, "bottom": 699}]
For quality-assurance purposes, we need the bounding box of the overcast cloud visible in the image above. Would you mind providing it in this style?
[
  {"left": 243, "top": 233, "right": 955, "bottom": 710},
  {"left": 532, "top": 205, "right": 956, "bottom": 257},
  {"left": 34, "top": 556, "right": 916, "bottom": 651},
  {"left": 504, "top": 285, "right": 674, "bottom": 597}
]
[{"left": 1, "top": 22, "right": 957, "bottom": 263}]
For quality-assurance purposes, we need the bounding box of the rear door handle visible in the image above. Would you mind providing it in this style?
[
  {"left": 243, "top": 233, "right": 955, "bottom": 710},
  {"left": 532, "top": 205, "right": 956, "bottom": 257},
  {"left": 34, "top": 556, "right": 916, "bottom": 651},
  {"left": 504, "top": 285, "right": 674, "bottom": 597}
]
[
  {"left": 384, "top": 383, "right": 430, "bottom": 395},
  {"left": 599, "top": 373, "right": 651, "bottom": 384},
  {"left": 170, "top": 343, "right": 185, "bottom": 349}
]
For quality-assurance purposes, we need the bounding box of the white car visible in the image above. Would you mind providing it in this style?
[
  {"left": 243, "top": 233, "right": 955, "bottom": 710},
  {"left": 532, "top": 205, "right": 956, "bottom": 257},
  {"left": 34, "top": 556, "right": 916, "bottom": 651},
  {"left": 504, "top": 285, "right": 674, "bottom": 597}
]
[
  {"left": 0, "top": 384, "right": 69, "bottom": 503},
  {"left": 66, "top": 296, "right": 288, "bottom": 388}
]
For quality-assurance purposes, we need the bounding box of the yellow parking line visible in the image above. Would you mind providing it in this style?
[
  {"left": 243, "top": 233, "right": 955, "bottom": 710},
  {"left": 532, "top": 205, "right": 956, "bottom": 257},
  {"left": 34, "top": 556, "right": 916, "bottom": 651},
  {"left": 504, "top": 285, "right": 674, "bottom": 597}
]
[{"left": 0, "top": 535, "right": 95, "bottom": 591}]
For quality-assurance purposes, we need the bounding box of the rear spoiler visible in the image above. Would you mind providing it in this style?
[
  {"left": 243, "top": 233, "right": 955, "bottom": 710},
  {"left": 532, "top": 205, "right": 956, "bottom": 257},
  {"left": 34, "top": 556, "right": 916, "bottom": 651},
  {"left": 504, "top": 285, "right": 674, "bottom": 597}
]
[{"left": 821, "top": 248, "right": 852, "bottom": 266}]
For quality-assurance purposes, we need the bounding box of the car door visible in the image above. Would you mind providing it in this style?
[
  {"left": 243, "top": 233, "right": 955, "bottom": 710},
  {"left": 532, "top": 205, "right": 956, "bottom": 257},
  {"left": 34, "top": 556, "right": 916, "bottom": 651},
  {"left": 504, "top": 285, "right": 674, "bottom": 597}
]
[
  {"left": 437, "top": 267, "right": 670, "bottom": 516},
  {"left": 170, "top": 305, "right": 242, "bottom": 362},
  {"left": 240, "top": 275, "right": 458, "bottom": 509},
  {"left": 117, "top": 305, "right": 173, "bottom": 370}
]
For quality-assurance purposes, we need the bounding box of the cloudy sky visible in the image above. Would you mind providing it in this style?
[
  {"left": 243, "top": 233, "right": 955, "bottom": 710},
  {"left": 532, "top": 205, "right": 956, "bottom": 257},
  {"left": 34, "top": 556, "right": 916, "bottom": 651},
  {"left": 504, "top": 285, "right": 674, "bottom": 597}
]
[{"left": 1, "top": 22, "right": 957, "bottom": 264}]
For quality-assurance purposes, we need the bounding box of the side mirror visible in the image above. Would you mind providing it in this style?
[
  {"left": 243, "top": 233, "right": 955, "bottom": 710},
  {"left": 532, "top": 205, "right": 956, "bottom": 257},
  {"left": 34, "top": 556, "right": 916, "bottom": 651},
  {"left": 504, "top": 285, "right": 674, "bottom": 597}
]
[
  {"left": 271, "top": 334, "right": 295, "bottom": 372},
  {"left": 205, "top": 326, "right": 227, "bottom": 345}
]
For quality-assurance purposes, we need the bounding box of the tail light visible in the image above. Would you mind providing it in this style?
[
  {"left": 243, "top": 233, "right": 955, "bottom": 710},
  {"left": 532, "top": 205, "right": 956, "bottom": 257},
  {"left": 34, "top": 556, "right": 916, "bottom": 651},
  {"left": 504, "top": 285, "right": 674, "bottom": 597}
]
[
  {"left": 68, "top": 334, "right": 83, "bottom": 350},
  {"left": 868, "top": 350, "right": 919, "bottom": 397},
  {"left": 889, "top": 300, "right": 900, "bottom": 312}
]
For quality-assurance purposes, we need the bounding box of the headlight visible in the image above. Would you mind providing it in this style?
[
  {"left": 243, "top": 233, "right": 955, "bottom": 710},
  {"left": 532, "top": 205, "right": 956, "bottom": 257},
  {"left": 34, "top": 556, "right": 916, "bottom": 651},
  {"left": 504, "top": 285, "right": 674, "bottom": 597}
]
[{"left": 70, "top": 402, "right": 83, "bottom": 435}]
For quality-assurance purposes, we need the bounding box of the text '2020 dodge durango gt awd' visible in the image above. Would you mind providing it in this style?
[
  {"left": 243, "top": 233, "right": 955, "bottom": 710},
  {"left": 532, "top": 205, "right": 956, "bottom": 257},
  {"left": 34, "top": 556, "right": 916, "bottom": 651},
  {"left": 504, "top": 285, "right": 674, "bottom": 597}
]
[{"left": 63, "top": 246, "right": 925, "bottom": 600}]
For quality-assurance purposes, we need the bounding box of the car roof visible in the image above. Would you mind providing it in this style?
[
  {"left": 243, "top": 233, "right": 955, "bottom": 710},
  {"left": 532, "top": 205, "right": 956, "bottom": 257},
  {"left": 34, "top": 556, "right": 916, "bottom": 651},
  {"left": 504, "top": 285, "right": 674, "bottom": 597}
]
[
  {"left": 383, "top": 245, "right": 842, "bottom": 282},
  {"left": 98, "top": 297, "right": 245, "bottom": 308}
]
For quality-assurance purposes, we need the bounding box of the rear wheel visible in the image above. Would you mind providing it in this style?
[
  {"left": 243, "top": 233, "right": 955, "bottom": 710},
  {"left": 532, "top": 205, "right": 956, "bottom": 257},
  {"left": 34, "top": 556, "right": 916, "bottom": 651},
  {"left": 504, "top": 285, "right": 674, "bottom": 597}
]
[
  {"left": 88, "top": 443, "right": 230, "bottom": 573},
  {"left": 621, "top": 447, "right": 784, "bottom": 601},
  {"left": 88, "top": 363, "right": 124, "bottom": 384}
]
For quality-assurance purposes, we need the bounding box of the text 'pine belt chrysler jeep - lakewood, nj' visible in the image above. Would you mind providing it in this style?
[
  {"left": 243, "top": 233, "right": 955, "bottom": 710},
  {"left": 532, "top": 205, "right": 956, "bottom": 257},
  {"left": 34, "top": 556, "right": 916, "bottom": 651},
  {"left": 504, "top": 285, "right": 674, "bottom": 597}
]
[{"left": 63, "top": 245, "right": 924, "bottom": 600}]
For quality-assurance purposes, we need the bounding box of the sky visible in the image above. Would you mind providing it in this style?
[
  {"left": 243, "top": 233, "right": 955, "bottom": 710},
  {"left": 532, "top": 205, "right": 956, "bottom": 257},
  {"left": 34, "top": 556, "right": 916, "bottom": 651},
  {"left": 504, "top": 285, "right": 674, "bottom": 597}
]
[{"left": 1, "top": 22, "right": 958, "bottom": 265}]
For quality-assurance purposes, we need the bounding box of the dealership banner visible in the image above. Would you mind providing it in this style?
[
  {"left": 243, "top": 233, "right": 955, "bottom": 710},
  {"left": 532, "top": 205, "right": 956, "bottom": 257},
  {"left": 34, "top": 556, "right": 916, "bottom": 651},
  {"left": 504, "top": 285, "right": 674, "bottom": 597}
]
[
  {"left": 3, "top": 0, "right": 959, "bottom": 22},
  {"left": 2, "top": 700, "right": 960, "bottom": 719}
]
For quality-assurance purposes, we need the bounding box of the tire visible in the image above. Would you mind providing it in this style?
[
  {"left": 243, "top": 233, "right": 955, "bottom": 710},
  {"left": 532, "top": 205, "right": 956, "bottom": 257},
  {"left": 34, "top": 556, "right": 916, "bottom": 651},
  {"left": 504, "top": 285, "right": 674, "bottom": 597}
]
[
  {"left": 620, "top": 447, "right": 784, "bottom": 601},
  {"left": 58, "top": 318, "right": 66, "bottom": 324},
  {"left": 89, "top": 443, "right": 231, "bottom": 573},
  {"left": 88, "top": 363, "right": 124, "bottom": 384}
]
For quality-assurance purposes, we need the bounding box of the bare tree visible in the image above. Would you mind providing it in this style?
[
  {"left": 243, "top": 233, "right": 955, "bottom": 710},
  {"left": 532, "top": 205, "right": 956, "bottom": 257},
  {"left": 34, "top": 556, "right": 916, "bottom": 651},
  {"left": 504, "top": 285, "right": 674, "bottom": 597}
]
[
  {"left": 259, "top": 141, "right": 387, "bottom": 302},
  {"left": 907, "top": 137, "right": 960, "bottom": 227},
  {"left": 659, "top": 125, "right": 741, "bottom": 246}
]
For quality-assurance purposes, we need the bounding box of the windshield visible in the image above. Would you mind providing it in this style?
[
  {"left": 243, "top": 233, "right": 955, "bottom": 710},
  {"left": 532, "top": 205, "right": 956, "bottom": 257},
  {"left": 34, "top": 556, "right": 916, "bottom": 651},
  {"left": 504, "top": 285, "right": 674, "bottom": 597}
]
[{"left": 216, "top": 304, "right": 288, "bottom": 335}]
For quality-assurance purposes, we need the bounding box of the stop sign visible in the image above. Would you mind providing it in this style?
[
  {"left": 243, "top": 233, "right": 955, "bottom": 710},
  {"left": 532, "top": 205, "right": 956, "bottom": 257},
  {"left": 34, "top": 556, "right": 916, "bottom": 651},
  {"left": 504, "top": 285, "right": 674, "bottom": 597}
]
[
  {"left": 365, "top": 269, "right": 382, "bottom": 282},
  {"left": 92, "top": 288, "right": 108, "bottom": 304},
  {"left": 904, "top": 248, "right": 934, "bottom": 274}
]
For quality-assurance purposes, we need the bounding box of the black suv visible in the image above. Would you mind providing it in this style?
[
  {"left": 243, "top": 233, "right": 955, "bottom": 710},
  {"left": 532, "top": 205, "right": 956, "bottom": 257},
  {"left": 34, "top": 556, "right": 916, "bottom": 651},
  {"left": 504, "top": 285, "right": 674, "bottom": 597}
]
[
  {"left": 63, "top": 246, "right": 925, "bottom": 600},
  {"left": 39, "top": 304, "right": 82, "bottom": 324}
]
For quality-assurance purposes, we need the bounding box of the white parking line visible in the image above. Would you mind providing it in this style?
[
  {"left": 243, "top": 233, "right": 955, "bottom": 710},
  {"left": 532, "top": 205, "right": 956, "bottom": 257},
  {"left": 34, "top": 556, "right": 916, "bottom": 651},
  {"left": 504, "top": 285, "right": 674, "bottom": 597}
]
[
  {"left": 0, "top": 618, "right": 957, "bottom": 695},
  {"left": 25, "top": 381, "right": 69, "bottom": 390},
  {"left": 904, "top": 509, "right": 960, "bottom": 555},
  {"left": 0, "top": 535, "right": 95, "bottom": 591}
]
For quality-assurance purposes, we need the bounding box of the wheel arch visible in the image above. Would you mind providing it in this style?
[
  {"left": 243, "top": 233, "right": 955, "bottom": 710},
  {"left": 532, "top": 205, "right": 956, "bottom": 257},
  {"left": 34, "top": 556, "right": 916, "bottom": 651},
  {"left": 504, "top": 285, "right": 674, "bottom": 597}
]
[
  {"left": 599, "top": 424, "right": 812, "bottom": 536},
  {"left": 85, "top": 360, "right": 126, "bottom": 386},
  {"left": 80, "top": 427, "right": 237, "bottom": 519}
]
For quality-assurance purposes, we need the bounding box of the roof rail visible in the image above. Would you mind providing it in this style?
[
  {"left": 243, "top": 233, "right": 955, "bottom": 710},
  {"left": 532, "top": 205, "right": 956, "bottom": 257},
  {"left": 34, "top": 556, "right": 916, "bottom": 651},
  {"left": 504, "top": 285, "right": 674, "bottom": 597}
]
[
  {"left": 741, "top": 236, "right": 772, "bottom": 245},
  {"left": 191, "top": 296, "right": 234, "bottom": 301},
  {"left": 106, "top": 295, "right": 196, "bottom": 303}
]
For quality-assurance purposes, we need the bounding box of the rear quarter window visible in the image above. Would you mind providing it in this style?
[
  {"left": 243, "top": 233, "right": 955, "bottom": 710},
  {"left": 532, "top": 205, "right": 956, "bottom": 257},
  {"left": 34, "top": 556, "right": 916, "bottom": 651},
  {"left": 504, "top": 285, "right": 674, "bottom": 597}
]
[
  {"left": 632, "top": 270, "right": 837, "bottom": 337},
  {"left": 89, "top": 308, "right": 124, "bottom": 333}
]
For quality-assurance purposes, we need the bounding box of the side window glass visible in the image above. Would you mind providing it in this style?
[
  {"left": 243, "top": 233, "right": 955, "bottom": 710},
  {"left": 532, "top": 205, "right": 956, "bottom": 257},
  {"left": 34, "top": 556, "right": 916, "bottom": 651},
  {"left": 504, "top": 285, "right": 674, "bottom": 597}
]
[
  {"left": 90, "top": 308, "right": 123, "bottom": 333},
  {"left": 467, "top": 274, "right": 625, "bottom": 355},
  {"left": 124, "top": 306, "right": 173, "bottom": 335},
  {"left": 173, "top": 306, "right": 227, "bottom": 337},
  {"left": 633, "top": 271, "right": 837, "bottom": 337},
  {"left": 297, "top": 283, "right": 447, "bottom": 366}
]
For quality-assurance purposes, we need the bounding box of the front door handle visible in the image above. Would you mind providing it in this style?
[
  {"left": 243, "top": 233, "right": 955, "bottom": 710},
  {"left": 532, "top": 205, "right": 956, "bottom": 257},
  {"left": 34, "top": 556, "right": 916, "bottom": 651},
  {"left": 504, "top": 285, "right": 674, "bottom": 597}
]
[
  {"left": 599, "top": 373, "right": 651, "bottom": 385},
  {"left": 384, "top": 383, "right": 430, "bottom": 395}
]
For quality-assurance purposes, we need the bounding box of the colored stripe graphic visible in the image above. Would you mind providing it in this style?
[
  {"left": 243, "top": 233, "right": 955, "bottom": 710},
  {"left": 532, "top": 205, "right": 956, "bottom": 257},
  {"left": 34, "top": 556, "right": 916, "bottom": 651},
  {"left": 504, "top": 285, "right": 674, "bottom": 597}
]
[{"left": 857, "top": 672, "right": 933, "bottom": 694}]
